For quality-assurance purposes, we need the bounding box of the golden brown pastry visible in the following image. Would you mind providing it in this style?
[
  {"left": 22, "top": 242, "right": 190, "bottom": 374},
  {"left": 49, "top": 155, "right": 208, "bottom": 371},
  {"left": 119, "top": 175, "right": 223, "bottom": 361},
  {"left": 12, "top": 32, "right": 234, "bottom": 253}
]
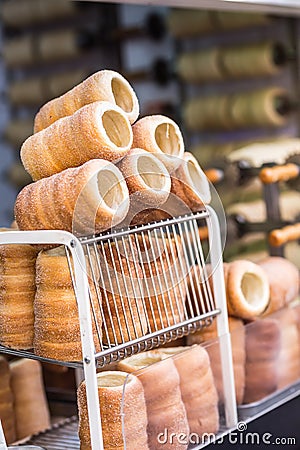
[
  {"left": 78, "top": 371, "right": 149, "bottom": 450},
  {"left": 0, "top": 356, "right": 16, "bottom": 444},
  {"left": 1, "top": 0, "right": 75, "bottom": 27},
  {"left": 187, "top": 317, "right": 245, "bottom": 405},
  {"left": 183, "top": 95, "right": 231, "bottom": 132},
  {"left": 177, "top": 48, "right": 223, "bottom": 83},
  {"left": 22, "top": 101, "right": 133, "bottom": 181},
  {"left": 171, "top": 152, "right": 211, "bottom": 211},
  {"left": 34, "top": 69, "right": 139, "bottom": 132},
  {"left": 230, "top": 87, "right": 289, "bottom": 129},
  {"left": 244, "top": 318, "right": 280, "bottom": 403},
  {"left": 138, "top": 234, "right": 186, "bottom": 331},
  {"left": 97, "top": 238, "right": 147, "bottom": 344},
  {"left": 118, "top": 353, "right": 189, "bottom": 450},
  {"left": 132, "top": 115, "right": 184, "bottom": 172},
  {"left": 134, "top": 151, "right": 210, "bottom": 225},
  {"left": 277, "top": 308, "right": 300, "bottom": 389},
  {"left": 186, "top": 263, "right": 229, "bottom": 317},
  {"left": 118, "top": 148, "right": 171, "bottom": 225},
  {"left": 15, "top": 159, "right": 130, "bottom": 236},
  {"left": 10, "top": 358, "right": 50, "bottom": 440},
  {"left": 0, "top": 229, "right": 37, "bottom": 349},
  {"left": 157, "top": 346, "right": 219, "bottom": 436},
  {"left": 226, "top": 260, "right": 270, "bottom": 320},
  {"left": 167, "top": 9, "right": 215, "bottom": 38},
  {"left": 221, "top": 41, "right": 285, "bottom": 79},
  {"left": 34, "top": 246, "right": 102, "bottom": 361},
  {"left": 258, "top": 257, "right": 299, "bottom": 316}
]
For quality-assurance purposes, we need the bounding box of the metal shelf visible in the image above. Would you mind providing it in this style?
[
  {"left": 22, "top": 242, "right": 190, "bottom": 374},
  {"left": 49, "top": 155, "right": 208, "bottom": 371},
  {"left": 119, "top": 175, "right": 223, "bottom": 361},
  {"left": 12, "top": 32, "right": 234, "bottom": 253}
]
[
  {"left": 238, "top": 380, "right": 300, "bottom": 423},
  {"left": 0, "top": 346, "right": 83, "bottom": 369},
  {"left": 16, "top": 379, "right": 300, "bottom": 450},
  {"left": 15, "top": 416, "right": 80, "bottom": 449},
  {"left": 80, "top": 0, "right": 300, "bottom": 17},
  {"left": 0, "top": 208, "right": 236, "bottom": 450}
]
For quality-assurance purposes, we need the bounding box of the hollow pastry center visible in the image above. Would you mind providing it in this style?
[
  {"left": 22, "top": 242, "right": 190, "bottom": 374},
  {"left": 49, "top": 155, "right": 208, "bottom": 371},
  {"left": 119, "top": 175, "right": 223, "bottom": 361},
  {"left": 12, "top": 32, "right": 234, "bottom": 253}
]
[
  {"left": 44, "top": 246, "right": 66, "bottom": 257},
  {"left": 97, "top": 170, "right": 125, "bottom": 210},
  {"left": 155, "top": 123, "right": 180, "bottom": 156},
  {"left": 241, "top": 272, "right": 265, "bottom": 307},
  {"left": 272, "top": 43, "right": 287, "bottom": 66},
  {"left": 111, "top": 77, "right": 134, "bottom": 113},
  {"left": 137, "top": 155, "right": 168, "bottom": 190},
  {"left": 128, "top": 354, "right": 161, "bottom": 369},
  {"left": 274, "top": 95, "right": 290, "bottom": 116},
  {"left": 102, "top": 110, "right": 131, "bottom": 148},
  {"left": 97, "top": 372, "right": 127, "bottom": 387}
]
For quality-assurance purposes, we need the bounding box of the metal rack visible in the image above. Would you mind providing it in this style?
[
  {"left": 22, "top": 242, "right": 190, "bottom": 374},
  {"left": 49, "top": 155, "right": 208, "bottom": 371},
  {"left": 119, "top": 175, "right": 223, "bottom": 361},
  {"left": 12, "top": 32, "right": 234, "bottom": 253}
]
[
  {"left": 0, "top": 206, "right": 237, "bottom": 450},
  {"left": 15, "top": 416, "right": 80, "bottom": 449}
]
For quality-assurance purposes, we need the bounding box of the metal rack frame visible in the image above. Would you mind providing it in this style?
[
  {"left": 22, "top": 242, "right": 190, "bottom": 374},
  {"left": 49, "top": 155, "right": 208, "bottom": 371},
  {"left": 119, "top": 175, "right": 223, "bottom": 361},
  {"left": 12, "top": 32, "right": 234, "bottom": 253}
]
[{"left": 0, "top": 206, "right": 237, "bottom": 450}]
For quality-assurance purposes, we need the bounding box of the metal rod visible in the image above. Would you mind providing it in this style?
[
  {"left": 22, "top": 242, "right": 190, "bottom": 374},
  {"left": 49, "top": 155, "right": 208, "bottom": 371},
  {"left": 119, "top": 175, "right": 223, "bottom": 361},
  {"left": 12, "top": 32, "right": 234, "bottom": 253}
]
[
  {"left": 80, "top": 210, "right": 209, "bottom": 244},
  {"left": 94, "top": 309, "right": 220, "bottom": 360},
  {"left": 206, "top": 206, "right": 237, "bottom": 429}
]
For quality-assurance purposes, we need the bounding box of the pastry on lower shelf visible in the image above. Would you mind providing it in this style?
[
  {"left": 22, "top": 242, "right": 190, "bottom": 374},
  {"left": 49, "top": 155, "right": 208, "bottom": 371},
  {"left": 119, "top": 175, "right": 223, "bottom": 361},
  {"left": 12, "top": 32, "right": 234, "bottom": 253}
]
[
  {"left": 156, "top": 345, "right": 219, "bottom": 436},
  {"left": 118, "top": 352, "right": 189, "bottom": 450},
  {"left": 34, "top": 69, "right": 139, "bottom": 132},
  {"left": 244, "top": 318, "right": 281, "bottom": 403},
  {"left": 10, "top": 358, "right": 50, "bottom": 440},
  {"left": 258, "top": 257, "right": 299, "bottom": 316},
  {"left": 22, "top": 100, "right": 133, "bottom": 181},
  {"left": 226, "top": 260, "right": 270, "bottom": 320},
  {"left": 34, "top": 246, "right": 102, "bottom": 361},
  {"left": 78, "top": 371, "right": 148, "bottom": 450},
  {"left": 187, "top": 317, "right": 245, "bottom": 405},
  {"left": 0, "top": 356, "right": 16, "bottom": 444},
  {"left": 0, "top": 229, "right": 37, "bottom": 349},
  {"left": 97, "top": 238, "right": 147, "bottom": 344},
  {"left": 277, "top": 308, "right": 300, "bottom": 389},
  {"left": 15, "top": 159, "right": 130, "bottom": 236},
  {"left": 137, "top": 234, "right": 186, "bottom": 331}
]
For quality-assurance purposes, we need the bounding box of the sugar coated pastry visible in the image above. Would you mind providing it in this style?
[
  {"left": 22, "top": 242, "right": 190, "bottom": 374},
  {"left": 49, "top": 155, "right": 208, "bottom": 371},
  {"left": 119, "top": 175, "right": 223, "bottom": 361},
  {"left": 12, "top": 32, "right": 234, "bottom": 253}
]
[
  {"left": 118, "top": 148, "right": 171, "bottom": 209},
  {"left": 132, "top": 115, "right": 185, "bottom": 172},
  {"left": 0, "top": 356, "right": 16, "bottom": 443},
  {"left": 34, "top": 246, "right": 102, "bottom": 361},
  {"left": 22, "top": 101, "right": 133, "bottom": 180},
  {"left": 258, "top": 256, "right": 299, "bottom": 316},
  {"left": 78, "top": 371, "right": 149, "bottom": 450},
  {"left": 34, "top": 69, "right": 139, "bottom": 132},
  {"left": 156, "top": 346, "right": 219, "bottom": 436},
  {"left": 118, "top": 352, "right": 189, "bottom": 450},
  {"left": 97, "top": 238, "right": 147, "bottom": 344},
  {"left": 187, "top": 317, "right": 246, "bottom": 405},
  {"left": 10, "top": 359, "right": 50, "bottom": 440},
  {"left": 15, "top": 159, "right": 130, "bottom": 236},
  {"left": 0, "top": 229, "right": 37, "bottom": 349},
  {"left": 226, "top": 260, "right": 270, "bottom": 319}
]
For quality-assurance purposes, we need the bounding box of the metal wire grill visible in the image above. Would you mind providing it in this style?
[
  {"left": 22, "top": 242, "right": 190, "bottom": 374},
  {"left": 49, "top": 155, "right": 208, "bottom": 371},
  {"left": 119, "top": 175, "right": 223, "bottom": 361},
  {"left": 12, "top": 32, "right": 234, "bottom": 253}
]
[
  {"left": 72, "top": 210, "right": 219, "bottom": 366},
  {"left": 17, "top": 416, "right": 79, "bottom": 449}
]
